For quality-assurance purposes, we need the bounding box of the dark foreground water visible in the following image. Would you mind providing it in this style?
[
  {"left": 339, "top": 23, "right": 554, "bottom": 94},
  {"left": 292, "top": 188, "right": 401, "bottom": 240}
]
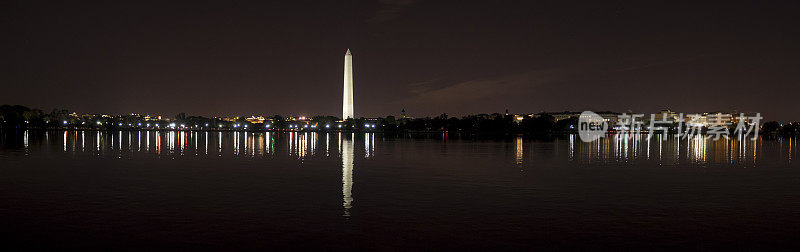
[{"left": 1, "top": 130, "right": 799, "bottom": 250}]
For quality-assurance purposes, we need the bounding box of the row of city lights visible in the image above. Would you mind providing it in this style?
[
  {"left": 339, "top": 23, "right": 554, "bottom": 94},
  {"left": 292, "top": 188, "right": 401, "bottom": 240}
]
[{"left": 61, "top": 121, "right": 378, "bottom": 129}]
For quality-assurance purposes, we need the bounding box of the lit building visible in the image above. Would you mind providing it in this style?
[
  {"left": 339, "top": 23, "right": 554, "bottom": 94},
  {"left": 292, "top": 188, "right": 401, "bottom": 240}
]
[
  {"left": 704, "top": 112, "right": 734, "bottom": 126},
  {"left": 245, "top": 116, "right": 265, "bottom": 124},
  {"left": 551, "top": 111, "right": 581, "bottom": 122},
  {"left": 653, "top": 109, "right": 679, "bottom": 122}
]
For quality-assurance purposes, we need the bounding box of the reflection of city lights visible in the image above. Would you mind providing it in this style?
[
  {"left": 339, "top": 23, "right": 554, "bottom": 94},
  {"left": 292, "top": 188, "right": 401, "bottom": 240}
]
[{"left": 515, "top": 136, "right": 524, "bottom": 165}]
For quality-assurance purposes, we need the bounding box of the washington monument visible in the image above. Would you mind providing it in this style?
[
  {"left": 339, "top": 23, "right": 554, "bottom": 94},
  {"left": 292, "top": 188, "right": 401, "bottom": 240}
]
[{"left": 342, "top": 49, "right": 354, "bottom": 119}]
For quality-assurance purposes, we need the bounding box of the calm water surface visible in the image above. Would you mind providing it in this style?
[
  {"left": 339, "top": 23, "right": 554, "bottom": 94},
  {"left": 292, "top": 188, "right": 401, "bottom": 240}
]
[{"left": 1, "top": 130, "right": 799, "bottom": 250}]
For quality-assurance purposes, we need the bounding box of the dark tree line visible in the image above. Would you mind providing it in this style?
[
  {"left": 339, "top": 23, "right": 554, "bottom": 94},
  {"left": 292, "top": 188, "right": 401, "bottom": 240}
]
[{"left": 0, "top": 105, "right": 70, "bottom": 128}]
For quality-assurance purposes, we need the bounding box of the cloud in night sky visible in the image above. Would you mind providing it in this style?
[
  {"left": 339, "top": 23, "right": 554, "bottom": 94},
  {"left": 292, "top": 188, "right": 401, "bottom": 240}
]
[{"left": 367, "top": 0, "right": 419, "bottom": 22}]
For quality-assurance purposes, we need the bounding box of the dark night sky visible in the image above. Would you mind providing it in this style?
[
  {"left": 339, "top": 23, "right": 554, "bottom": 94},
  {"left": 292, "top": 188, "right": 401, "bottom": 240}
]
[{"left": 1, "top": 0, "right": 798, "bottom": 120}]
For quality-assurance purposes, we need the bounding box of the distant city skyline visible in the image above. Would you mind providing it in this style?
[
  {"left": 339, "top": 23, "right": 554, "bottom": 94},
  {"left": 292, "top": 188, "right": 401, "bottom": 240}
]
[{"left": 1, "top": 1, "right": 798, "bottom": 121}]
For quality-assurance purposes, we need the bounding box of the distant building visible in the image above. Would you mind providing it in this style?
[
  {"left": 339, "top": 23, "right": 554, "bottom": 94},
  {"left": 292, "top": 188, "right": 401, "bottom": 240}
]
[
  {"left": 597, "top": 112, "right": 621, "bottom": 125},
  {"left": 245, "top": 116, "right": 265, "bottom": 124},
  {"left": 704, "top": 112, "right": 734, "bottom": 126},
  {"left": 551, "top": 111, "right": 581, "bottom": 122},
  {"left": 514, "top": 114, "right": 525, "bottom": 123},
  {"left": 653, "top": 109, "right": 679, "bottom": 122}
]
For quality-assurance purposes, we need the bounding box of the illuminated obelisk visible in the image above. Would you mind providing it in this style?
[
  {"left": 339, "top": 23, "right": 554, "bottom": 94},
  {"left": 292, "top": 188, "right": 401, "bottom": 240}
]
[{"left": 342, "top": 49, "right": 354, "bottom": 119}]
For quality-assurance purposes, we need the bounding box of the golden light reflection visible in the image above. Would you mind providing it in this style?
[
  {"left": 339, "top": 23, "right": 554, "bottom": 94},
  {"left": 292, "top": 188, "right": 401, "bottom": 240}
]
[
  {"left": 233, "top": 131, "right": 240, "bottom": 156},
  {"left": 156, "top": 131, "right": 161, "bottom": 155},
  {"left": 514, "top": 136, "right": 524, "bottom": 168}
]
